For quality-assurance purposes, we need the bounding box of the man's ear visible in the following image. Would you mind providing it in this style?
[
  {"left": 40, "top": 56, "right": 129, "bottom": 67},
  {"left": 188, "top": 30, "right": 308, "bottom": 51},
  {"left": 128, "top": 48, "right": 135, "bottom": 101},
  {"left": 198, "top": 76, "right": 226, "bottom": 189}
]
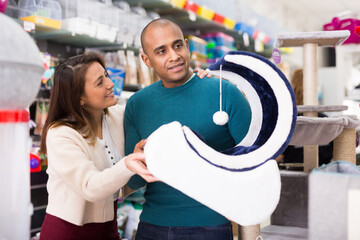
[
  {"left": 185, "top": 38, "right": 189, "bottom": 50},
  {"left": 141, "top": 53, "right": 152, "bottom": 68}
]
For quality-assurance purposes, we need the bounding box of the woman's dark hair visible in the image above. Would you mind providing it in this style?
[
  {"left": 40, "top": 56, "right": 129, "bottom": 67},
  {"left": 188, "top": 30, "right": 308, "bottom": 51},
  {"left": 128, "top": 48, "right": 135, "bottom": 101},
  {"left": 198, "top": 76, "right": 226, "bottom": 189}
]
[
  {"left": 291, "top": 69, "right": 303, "bottom": 106},
  {"left": 40, "top": 52, "right": 108, "bottom": 154}
]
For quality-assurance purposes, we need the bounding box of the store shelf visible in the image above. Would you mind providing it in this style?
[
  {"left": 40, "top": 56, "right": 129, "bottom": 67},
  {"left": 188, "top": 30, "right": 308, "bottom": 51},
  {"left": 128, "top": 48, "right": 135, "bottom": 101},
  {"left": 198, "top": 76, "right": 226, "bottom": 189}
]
[
  {"left": 15, "top": 18, "right": 136, "bottom": 49},
  {"left": 119, "top": 0, "right": 273, "bottom": 57},
  {"left": 30, "top": 171, "right": 48, "bottom": 237},
  {"left": 122, "top": 0, "right": 231, "bottom": 34}
]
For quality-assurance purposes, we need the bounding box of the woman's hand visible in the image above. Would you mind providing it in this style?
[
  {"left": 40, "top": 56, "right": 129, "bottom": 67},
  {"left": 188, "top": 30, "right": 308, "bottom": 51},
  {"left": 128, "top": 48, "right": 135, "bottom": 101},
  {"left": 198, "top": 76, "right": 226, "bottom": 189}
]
[
  {"left": 134, "top": 139, "right": 147, "bottom": 153},
  {"left": 194, "top": 68, "right": 212, "bottom": 79},
  {"left": 124, "top": 153, "right": 158, "bottom": 182}
]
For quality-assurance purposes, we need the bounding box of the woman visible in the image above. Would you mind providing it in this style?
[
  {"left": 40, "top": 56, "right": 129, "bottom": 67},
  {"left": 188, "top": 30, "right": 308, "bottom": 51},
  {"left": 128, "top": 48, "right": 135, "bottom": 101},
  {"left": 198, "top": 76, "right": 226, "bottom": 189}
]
[{"left": 39, "top": 52, "right": 156, "bottom": 240}]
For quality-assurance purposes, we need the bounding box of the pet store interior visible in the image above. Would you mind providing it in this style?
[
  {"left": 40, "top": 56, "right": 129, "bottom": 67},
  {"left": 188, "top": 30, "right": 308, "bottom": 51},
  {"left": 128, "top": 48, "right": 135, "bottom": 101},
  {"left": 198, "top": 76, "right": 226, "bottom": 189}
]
[{"left": 1, "top": 0, "right": 360, "bottom": 239}]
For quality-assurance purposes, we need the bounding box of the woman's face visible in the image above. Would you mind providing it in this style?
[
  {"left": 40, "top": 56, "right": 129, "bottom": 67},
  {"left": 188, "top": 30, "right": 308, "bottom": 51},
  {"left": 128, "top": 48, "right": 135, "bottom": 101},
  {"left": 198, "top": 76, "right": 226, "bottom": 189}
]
[{"left": 81, "top": 62, "right": 116, "bottom": 116}]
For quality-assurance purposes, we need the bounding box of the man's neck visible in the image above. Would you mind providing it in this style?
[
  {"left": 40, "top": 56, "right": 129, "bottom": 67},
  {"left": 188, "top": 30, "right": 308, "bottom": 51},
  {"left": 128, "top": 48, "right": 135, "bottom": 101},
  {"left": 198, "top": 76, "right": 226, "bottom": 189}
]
[{"left": 161, "top": 70, "right": 194, "bottom": 88}]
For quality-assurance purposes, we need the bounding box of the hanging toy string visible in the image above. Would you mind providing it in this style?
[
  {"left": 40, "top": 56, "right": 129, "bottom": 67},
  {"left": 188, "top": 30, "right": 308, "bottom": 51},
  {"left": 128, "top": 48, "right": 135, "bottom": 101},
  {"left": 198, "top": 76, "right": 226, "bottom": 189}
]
[
  {"left": 213, "top": 64, "right": 229, "bottom": 126},
  {"left": 219, "top": 64, "right": 223, "bottom": 112}
]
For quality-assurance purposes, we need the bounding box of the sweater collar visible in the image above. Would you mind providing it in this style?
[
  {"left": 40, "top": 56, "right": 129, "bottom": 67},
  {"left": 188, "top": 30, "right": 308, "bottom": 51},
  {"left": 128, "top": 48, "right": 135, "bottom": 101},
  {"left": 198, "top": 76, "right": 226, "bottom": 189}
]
[{"left": 158, "top": 73, "right": 197, "bottom": 92}]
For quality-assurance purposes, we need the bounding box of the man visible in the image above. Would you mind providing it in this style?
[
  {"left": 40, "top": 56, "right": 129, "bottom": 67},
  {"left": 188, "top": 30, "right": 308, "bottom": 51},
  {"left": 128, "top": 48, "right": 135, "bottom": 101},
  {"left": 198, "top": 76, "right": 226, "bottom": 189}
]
[{"left": 124, "top": 18, "right": 251, "bottom": 240}]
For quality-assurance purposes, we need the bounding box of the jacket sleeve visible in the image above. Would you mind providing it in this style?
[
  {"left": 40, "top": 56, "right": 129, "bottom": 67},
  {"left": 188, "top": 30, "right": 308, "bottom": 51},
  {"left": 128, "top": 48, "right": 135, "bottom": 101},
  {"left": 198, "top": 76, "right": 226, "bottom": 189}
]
[
  {"left": 124, "top": 98, "right": 147, "bottom": 190},
  {"left": 46, "top": 126, "right": 134, "bottom": 202}
]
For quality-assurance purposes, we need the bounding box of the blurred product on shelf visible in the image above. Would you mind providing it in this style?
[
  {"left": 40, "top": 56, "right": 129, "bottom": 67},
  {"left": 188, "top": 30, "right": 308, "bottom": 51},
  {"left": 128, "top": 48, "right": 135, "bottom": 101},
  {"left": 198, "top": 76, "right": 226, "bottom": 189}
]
[
  {"left": 94, "top": 0, "right": 118, "bottom": 42},
  {"left": 125, "top": 50, "right": 138, "bottom": 85},
  {"left": 38, "top": 52, "right": 58, "bottom": 90},
  {"left": 223, "top": 17, "right": 236, "bottom": 29},
  {"left": 118, "top": 201, "right": 143, "bottom": 239},
  {"left": 213, "top": 45, "right": 233, "bottom": 60},
  {"left": 213, "top": 12, "right": 225, "bottom": 24},
  {"left": 30, "top": 153, "right": 41, "bottom": 172},
  {"left": 138, "top": 52, "right": 152, "bottom": 86},
  {"left": 131, "top": 6, "right": 152, "bottom": 47},
  {"left": 106, "top": 67, "right": 125, "bottom": 96},
  {"left": 183, "top": 0, "right": 199, "bottom": 13},
  {"left": 323, "top": 14, "right": 360, "bottom": 44},
  {"left": 355, "top": 26, "right": 360, "bottom": 36},
  {"left": 56, "top": 0, "right": 158, "bottom": 45},
  {"left": 3, "top": 0, "right": 18, "bottom": 18},
  {"left": 201, "top": 32, "right": 235, "bottom": 63},
  {"left": 40, "top": 52, "right": 53, "bottom": 86},
  {"left": 0, "top": 0, "right": 8, "bottom": 13},
  {"left": 57, "top": 0, "right": 97, "bottom": 37},
  {"left": 102, "top": 50, "right": 158, "bottom": 90},
  {"left": 196, "top": 5, "right": 215, "bottom": 21},
  {"left": 169, "top": 0, "right": 186, "bottom": 8},
  {"left": 201, "top": 32, "right": 235, "bottom": 49},
  {"left": 185, "top": 35, "right": 207, "bottom": 62},
  {"left": 114, "top": 1, "right": 134, "bottom": 45},
  {"left": 18, "top": 0, "right": 62, "bottom": 29},
  {"left": 34, "top": 99, "right": 49, "bottom": 135},
  {"left": 30, "top": 143, "right": 48, "bottom": 170},
  {"left": 104, "top": 51, "right": 125, "bottom": 96}
]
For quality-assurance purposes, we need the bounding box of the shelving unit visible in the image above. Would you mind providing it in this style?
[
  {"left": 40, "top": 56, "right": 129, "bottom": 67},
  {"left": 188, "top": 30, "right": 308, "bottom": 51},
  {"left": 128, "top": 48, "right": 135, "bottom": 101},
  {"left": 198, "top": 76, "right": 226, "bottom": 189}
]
[
  {"left": 30, "top": 172, "right": 48, "bottom": 237},
  {"left": 120, "top": 0, "right": 273, "bottom": 58},
  {"left": 16, "top": 19, "right": 132, "bottom": 49}
]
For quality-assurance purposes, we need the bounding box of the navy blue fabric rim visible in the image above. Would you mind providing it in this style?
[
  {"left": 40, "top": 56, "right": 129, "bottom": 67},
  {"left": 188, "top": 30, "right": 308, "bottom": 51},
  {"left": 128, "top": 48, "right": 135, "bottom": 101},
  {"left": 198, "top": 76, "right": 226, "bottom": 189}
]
[
  {"left": 209, "top": 51, "right": 297, "bottom": 160},
  {"left": 181, "top": 51, "right": 297, "bottom": 171},
  {"left": 183, "top": 128, "right": 273, "bottom": 172}
]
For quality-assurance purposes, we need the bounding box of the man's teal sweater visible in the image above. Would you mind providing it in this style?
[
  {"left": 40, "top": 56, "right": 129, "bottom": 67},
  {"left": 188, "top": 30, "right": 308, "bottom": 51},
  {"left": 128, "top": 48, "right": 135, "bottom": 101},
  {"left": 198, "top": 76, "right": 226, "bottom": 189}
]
[{"left": 124, "top": 74, "right": 251, "bottom": 227}]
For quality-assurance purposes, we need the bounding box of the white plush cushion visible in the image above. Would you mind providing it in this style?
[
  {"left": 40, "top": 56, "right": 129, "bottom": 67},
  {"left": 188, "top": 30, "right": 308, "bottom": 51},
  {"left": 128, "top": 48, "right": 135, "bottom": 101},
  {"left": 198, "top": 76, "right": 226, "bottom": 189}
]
[{"left": 144, "top": 51, "right": 297, "bottom": 226}]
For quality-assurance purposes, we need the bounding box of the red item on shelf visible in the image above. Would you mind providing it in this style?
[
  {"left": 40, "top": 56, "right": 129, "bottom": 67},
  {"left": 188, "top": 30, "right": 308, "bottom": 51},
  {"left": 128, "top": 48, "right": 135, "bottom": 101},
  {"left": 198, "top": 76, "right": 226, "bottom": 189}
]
[
  {"left": 355, "top": 26, "right": 360, "bottom": 36},
  {"left": 264, "top": 35, "right": 270, "bottom": 45},
  {"left": 0, "top": 110, "right": 28, "bottom": 123},
  {"left": 30, "top": 153, "right": 41, "bottom": 172},
  {"left": 213, "top": 13, "right": 225, "bottom": 24},
  {"left": 184, "top": 1, "right": 199, "bottom": 13},
  {"left": 323, "top": 17, "right": 360, "bottom": 44},
  {"left": 252, "top": 30, "right": 259, "bottom": 39}
]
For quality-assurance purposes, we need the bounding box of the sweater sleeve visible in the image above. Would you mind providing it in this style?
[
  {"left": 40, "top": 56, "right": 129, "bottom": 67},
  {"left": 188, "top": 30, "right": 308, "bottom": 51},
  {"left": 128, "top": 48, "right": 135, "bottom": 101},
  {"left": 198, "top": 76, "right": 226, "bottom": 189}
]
[
  {"left": 224, "top": 81, "right": 252, "bottom": 144},
  {"left": 124, "top": 98, "right": 147, "bottom": 190},
  {"left": 46, "top": 127, "right": 135, "bottom": 202}
]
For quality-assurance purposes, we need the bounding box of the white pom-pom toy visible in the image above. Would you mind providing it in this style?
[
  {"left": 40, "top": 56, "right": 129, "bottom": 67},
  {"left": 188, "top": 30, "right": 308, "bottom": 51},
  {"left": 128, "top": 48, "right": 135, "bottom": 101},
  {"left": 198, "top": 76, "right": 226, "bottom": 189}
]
[{"left": 213, "top": 111, "right": 229, "bottom": 126}]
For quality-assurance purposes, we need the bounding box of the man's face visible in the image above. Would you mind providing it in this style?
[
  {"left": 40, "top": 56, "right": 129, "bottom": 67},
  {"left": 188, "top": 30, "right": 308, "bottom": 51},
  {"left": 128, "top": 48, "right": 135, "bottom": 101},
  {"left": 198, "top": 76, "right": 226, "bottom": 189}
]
[{"left": 141, "top": 24, "right": 192, "bottom": 88}]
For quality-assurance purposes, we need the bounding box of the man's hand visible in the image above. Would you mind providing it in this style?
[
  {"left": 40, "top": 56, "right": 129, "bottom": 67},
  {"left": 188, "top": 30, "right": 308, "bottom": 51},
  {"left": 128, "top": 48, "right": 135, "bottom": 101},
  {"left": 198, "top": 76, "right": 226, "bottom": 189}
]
[
  {"left": 134, "top": 139, "right": 147, "bottom": 153},
  {"left": 194, "top": 68, "right": 212, "bottom": 79}
]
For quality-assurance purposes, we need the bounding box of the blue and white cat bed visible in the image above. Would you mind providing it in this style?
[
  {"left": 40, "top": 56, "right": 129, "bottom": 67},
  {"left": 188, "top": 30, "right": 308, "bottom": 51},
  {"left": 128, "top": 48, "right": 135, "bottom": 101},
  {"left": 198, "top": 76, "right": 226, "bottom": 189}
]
[{"left": 144, "top": 51, "right": 297, "bottom": 226}]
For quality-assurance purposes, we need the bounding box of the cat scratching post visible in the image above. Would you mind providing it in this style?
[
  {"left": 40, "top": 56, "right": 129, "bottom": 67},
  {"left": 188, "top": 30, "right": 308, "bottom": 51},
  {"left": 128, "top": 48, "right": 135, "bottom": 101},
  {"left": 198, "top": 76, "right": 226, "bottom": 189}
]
[
  {"left": 238, "top": 225, "right": 261, "bottom": 240},
  {"left": 277, "top": 31, "right": 350, "bottom": 172},
  {"left": 333, "top": 128, "right": 356, "bottom": 164},
  {"left": 303, "top": 42, "right": 319, "bottom": 173}
]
